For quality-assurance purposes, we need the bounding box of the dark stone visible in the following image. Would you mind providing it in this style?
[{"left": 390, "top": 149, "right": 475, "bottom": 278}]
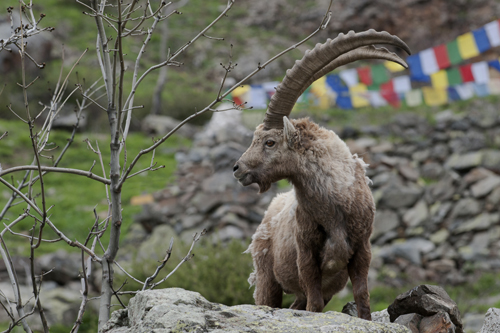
[
  {"left": 387, "top": 284, "right": 463, "bottom": 333},
  {"left": 394, "top": 313, "right": 422, "bottom": 333},
  {"left": 420, "top": 311, "right": 456, "bottom": 333},
  {"left": 37, "top": 250, "right": 82, "bottom": 285},
  {"left": 341, "top": 301, "right": 358, "bottom": 317}
]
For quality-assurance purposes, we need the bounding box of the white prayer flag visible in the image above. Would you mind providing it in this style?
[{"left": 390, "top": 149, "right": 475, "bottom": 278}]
[
  {"left": 248, "top": 85, "right": 268, "bottom": 109},
  {"left": 455, "top": 83, "right": 475, "bottom": 100},
  {"left": 368, "top": 91, "right": 388, "bottom": 107},
  {"left": 339, "top": 68, "right": 359, "bottom": 87},
  {"left": 471, "top": 61, "right": 490, "bottom": 84},
  {"left": 485, "top": 20, "right": 500, "bottom": 47},
  {"left": 393, "top": 75, "right": 412, "bottom": 93},
  {"left": 420, "top": 48, "right": 439, "bottom": 75}
]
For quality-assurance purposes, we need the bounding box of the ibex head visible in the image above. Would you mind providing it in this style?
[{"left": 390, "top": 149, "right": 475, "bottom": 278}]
[{"left": 233, "top": 30, "right": 411, "bottom": 193}]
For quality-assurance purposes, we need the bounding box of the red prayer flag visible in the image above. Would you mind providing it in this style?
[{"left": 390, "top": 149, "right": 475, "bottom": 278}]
[
  {"left": 433, "top": 44, "right": 450, "bottom": 69},
  {"left": 380, "top": 81, "right": 400, "bottom": 107},
  {"left": 357, "top": 67, "right": 372, "bottom": 86},
  {"left": 459, "top": 64, "right": 474, "bottom": 82}
]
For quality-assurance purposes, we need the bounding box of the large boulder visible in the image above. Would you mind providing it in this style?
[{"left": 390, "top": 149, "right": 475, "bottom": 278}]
[
  {"left": 479, "top": 308, "right": 500, "bottom": 333},
  {"left": 387, "top": 285, "right": 463, "bottom": 333},
  {"left": 102, "top": 288, "right": 411, "bottom": 333}
]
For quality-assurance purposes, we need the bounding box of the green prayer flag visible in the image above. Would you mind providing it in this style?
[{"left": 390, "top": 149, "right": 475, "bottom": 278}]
[
  {"left": 446, "top": 40, "right": 462, "bottom": 65},
  {"left": 367, "top": 84, "right": 380, "bottom": 91},
  {"left": 446, "top": 67, "right": 462, "bottom": 86},
  {"left": 371, "top": 64, "right": 389, "bottom": 85}
]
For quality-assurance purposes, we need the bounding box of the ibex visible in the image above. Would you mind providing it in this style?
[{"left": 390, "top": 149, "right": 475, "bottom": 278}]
[{"left": 233, "top": 30, "right": 410, "bottom": 320}]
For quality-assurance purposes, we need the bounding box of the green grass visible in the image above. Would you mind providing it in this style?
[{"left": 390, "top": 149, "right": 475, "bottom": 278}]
[{"left": 0, "top": 119, "right": 190, "bottom": 255}]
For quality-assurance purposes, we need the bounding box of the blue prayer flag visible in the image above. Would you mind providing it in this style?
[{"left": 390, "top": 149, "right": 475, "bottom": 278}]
[
  {"left": 472, "top": 27, "right": 491, "bottom": 53},
  {"left": 407, "top": 54, "right": 431, "bottom": 82}
]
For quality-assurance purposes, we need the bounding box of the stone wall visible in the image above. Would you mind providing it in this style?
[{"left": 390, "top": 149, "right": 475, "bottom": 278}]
[{"left": 136, "top": 100, "right": 500, "bottom": 286}]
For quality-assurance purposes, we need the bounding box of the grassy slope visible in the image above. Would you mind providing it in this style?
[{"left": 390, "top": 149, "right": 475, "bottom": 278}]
[{"left": 0, "top": 119, "right": 190, "bottom": 254}]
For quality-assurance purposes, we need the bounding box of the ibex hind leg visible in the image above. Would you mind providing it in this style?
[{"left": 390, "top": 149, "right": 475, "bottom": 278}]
[
  {"left": 347, "top": 242, "right": 372, "bottom": 320},
  {"left": 252, "top": 251, "right": 283, "bottom": 308}
]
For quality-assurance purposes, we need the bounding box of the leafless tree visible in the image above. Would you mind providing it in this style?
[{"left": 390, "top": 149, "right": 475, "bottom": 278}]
[{"left": 0, "top": 0, "right": 335, "bottom": 331}]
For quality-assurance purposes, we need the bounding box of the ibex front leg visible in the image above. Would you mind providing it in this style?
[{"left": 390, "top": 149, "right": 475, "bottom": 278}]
[{"left": 295, "top": 220, "right": 326, "bottom": 312}]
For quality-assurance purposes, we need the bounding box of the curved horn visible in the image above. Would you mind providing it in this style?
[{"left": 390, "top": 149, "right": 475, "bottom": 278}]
[{"left": 263, "top": 29, "right": 411, "bottom": 130}]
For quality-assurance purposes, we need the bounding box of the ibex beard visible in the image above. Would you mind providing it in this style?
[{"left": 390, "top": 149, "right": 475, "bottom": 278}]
[{"left": 233, "top": 30, "right": 411, "bottom": 320}]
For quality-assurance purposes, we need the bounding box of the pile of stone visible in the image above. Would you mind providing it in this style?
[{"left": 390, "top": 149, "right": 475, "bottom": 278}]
[
  {"left": 136, "top": 99, "right": 500, "bottom": 287},
  {"left": 135, "top": 104, "right": 278, "bottom": 243},
  {"left": 342, "top": 99, "right": 500, "bottom": 286}
]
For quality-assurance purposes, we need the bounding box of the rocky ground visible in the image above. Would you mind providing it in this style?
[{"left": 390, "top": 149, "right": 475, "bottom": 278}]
[{"left": 101, "top": 285, "right": 498, "bottom": 333}]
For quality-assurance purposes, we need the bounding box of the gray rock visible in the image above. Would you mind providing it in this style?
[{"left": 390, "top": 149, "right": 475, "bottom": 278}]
[
  {"left": 142, "top": 114, "right": 198, "bottom": 138},
  {"left": 371, "top": 210, "right": 400, "bottom": 240},
  {"left": 380, "top": 238, "right": 435, "bottom": 265},
  {"left": 419, "top": 311, "right": 456, "bottom": 333},
  {"left": 420, "top": 162, "right": 445, "bottom": 180},
  {"left": 450, "top": 198, "right": 481, "bottom": 217},
  {"left": 470, "top": 175, "right": 500, "bottom": 198},
  {"left": 341, "top": 301, "right": 358, "bottom": 317},
  {"left": 372, "top": 309, "right": 391, "bottom": 323},
  {"left": 403, "top": 200, "right": 428, "bottom": 228},
  {"left": 37, "top": 249, "right": 82, "bottom": 285},
  {"left": 426, "top": 259, "right": 455, "bottom": 274},
  {"left": 445, "top": 152, "right": 483, "bottom": 170},
  {"left": 453, "top": 213, "right": 496, "bottom": 234},
  {"left": 387, "top": 285, "right": 463, "bottom": 333},
  {"left": 487, "top": 187, "right": 500, "bottom": 208},
  {"left": 380, "top": 185, "right": 423, "bottom": 209},
  {"left": 101, "top": 288, "right": 411, "bottom": 333},
  {"left": 480, "top": 308, "right": 500, "bottom": 333},
  {"left": 482, "top": 149, "right": 500, "bottom": 173}
]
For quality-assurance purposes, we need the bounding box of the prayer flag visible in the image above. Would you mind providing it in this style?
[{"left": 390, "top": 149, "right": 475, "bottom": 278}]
[
  {"left": 488, "top": 78, "right": 500, "bottom": 95},
  {"left": 384, "top": 61, "right": 406, "bottom": 72},
  {"left": 248, "top": 84, "right": 267, "bottom": 109},
  {"left": 471, "top": 61, "right": 490, "bottom": 84},
  {"left": 339, "top": 68, "right": 359, "bottom": 87},
  {"left": 485, "top": 20, "right": 500, "bottom": 47},
  {"left": 447, "top": 87, "right": 461, "bottom": 101},
  {"left": 446, "top": 40, "right": 463, "bottom": 65},
  {"left": 336, "top": 89, "right": 353, "bottom": 109},
  {"left": 457, "top": 32, "right": 480, "bottom": 59},
  {"left": 405, "top": 89, "right": 423, "bottom": 107},
  {"left": 350, "top": 84, "right": 370, "bottom": 108},
  {"left": 407, "top": 54, "right": 430, "bottom": 82},
  {"left": 393, "top": 75, "right": 412, "bottom": 93},
  {"left": 380, "top": 81, "right": 400, "bottom": 107},
  {"left": 357, "top": 67, "right": 373, "bottom": 85},
  {"left": 310, "top": 76, "right": 331, "bottom": 109},
  {"left": 422, "top": 86, "right": 448, "bottom": 106},
  {"left": 420, "top": 48, "right": 440, "bottom": 75},
  {"left": 262, "top": 81, "right": 279, "bottom": 99},
  {"left": 326, "top": 74, "right": 345, "bottom": 92},
  {"left": 249, "top": 85, "right": 268, "bottom": 109},
  {"left": 371, "top": 64, "right": 389, "bottom": 85},
  {"left": 433, "top": 44, "right": 451, "bottom": 69},
  {"left": 368, "top": 91, "right": 388, "bottom": 107},
  {"left": 455, "top": 83, "right": 475, "bottom": 100},
  {"left": 472, "top": 27, "right": 491, "bottom": 53},
  {"left": 430, "top": 70, "right": 449, "bottom": 89},
  {"left": 459, "top": 64, "right": 475, "bottom": 82},
  {"left": 446, "top": 67, "right": 463, "bottom": 86},
  {"left": 489, "top": 59, "right": 500, "bottom": 72},
  {"left": 232, "top": 85, "right": 250, "bottom": 105},
  {"left": 474, "top": 83, "right": 489, "bottom": 97}
]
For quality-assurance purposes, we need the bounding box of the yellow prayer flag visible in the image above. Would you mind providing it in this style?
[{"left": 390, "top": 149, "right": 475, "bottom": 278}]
[
  {"left": 384, "top": 61, "right": 406, "bottom": 72},
  {"left": 349, "top": 83, "right": 370, "bottom": 108},
  {"left": 405, "top": 89, "right": 423, "bottom": 107},
  {"left": 232, "top": 85, "right": 251, "bottom": 97},
  {"left": 457, "top": 32, "right": 479, "bottom": 60},
  {"left": 430, "top": 70, "right": 449, "bottom": 89},
  {"left": 422, "top": 86, "right": 448, "bottom": 106},
  {"left": 310, "top": 77, "right": 331, "bottom": 109}
]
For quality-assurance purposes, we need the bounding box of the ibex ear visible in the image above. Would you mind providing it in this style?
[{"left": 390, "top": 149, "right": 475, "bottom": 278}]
[{"left": 283, "top": 116, "right": 298, "bottom": 147}]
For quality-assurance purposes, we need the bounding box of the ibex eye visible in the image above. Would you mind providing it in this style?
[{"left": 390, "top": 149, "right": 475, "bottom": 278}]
[{"left": 265, "top": 140, "right": 275, "bottom": 147}]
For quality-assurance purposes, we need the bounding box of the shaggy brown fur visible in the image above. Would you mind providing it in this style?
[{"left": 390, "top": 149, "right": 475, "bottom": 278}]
[{"left": 233, "top": 117, "right": 375, "bottom": 320}]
